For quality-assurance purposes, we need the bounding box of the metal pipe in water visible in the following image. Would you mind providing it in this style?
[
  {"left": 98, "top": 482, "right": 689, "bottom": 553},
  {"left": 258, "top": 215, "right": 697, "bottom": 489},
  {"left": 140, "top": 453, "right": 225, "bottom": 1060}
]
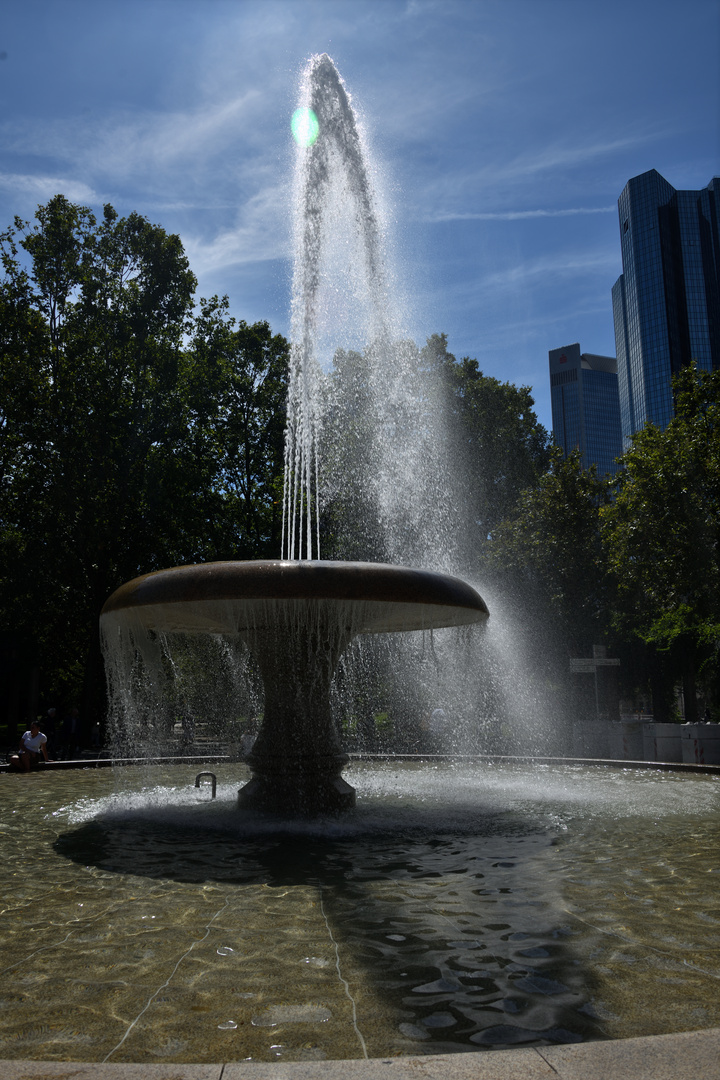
[{"left": 194, "top": 772, "right": 217, "bottom": 798}]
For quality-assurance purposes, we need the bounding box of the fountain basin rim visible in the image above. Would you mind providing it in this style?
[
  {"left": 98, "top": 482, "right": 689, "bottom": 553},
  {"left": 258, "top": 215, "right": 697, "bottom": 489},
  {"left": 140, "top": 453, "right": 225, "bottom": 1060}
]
[
  {"left": 4, "top": 754, "right": 720, "bottom": 775},
  {"left": 101, "top": 560, "right": 489, "bottom": 633}
]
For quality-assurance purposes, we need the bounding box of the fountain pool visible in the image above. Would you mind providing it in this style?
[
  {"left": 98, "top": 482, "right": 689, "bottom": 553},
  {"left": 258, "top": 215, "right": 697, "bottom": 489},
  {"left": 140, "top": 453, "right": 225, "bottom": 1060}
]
[{"left": 1, "top": 760, "right": 719, "bottom": 1064}]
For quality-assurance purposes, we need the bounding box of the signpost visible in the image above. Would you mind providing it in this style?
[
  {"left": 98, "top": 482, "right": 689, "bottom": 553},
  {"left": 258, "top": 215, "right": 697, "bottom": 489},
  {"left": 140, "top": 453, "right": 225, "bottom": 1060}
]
[{"left": 570, "top": 647, "right": 620, "bottom": 722}]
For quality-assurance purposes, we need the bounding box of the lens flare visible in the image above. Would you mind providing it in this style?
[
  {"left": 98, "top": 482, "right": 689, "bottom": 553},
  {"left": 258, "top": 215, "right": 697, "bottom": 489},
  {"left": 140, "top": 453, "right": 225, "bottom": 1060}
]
[{"left": 291, "top": 107, "right": 319, "bottom": 147}]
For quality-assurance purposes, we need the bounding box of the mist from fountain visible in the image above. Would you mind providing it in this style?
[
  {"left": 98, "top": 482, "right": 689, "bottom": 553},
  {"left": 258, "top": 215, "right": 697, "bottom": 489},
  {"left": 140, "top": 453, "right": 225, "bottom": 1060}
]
[{"left": 279, "top": 56, "right": 582, "bottom": 764}]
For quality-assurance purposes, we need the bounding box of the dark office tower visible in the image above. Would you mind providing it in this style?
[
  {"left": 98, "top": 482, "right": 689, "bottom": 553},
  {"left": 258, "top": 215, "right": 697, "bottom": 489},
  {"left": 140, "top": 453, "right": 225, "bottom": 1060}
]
[
  {"left": 549, "top": 343, "right": 623, "bottom": 475},
  {"left": 612, "top": 170, "right": 720, "bottom": 446}
]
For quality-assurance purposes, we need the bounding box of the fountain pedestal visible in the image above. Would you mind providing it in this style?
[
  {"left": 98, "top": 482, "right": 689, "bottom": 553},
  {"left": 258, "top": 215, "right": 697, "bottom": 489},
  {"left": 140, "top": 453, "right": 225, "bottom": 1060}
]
[{"left": 239, "top": 618, "right": 355, "bottom": 814}]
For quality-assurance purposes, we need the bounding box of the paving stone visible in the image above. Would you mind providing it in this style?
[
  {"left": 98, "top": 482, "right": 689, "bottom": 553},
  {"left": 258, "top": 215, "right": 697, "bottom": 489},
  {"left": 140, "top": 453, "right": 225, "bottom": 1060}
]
[
  {"left": 539, "top": 1027, "right": 720, "bottom": 1079},
  {"left": 3, "top": 1028, "right": 720, "bottom": 1080},
  {"left": 0, "top": 1065, "right": 222, "bottom": 1080},
  {"left": 221, "top": 1048, "right": 557, "bottom": 1079}
]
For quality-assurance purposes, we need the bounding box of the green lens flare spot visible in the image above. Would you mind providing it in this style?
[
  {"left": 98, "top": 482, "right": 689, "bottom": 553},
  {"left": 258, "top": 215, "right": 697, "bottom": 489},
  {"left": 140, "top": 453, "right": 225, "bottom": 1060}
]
[{"left": 291, "top": 107, "right": 319, "bottom": 147}]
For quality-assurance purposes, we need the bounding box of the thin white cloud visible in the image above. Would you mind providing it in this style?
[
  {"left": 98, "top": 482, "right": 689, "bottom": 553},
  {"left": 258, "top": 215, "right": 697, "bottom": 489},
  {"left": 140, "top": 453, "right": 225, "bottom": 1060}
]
[
  {"left": 103, "top": 94, "right": 263, "bottom": 175},
  {"left": 481, "top": 249, "right": 619, "bottom": 289},
  {"left": 427, "top": 206, "right": 616, "bottom": 223},
  {"left": 484, "top": 134, "right": 664, "bottom": 184},
  {"left": 183, "top": 183, "right": 289, "bottom": 275},
  {"left": 0, "top": 91, "right": 264, "bottom": 186},
  {"left": 478, "top": 301, "right": 617, "bottom": 343},
  {"left": 404, "top": 0, "right": 445, "bottom": 15},
  {"left": 412, "top": 128, "right": 670, "bottom": 214},
  {"left": 424, "top": 249, "right": 619, "bottom": 310},
  {"left": 0, "top": 172, "right": 101, "bottom": 206}
]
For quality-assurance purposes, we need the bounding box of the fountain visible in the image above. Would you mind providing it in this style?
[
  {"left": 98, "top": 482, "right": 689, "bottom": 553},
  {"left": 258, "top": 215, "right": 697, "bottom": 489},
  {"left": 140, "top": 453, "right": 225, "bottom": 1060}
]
[
  {"left": 100, "top": 53, "right": 489, "bottom": 816},
  {"left": 4, "top": 55, "right": 719, "bottom": 1071},
  {"left": 101, "top": 560, "right": 487, "bottom": 815}
]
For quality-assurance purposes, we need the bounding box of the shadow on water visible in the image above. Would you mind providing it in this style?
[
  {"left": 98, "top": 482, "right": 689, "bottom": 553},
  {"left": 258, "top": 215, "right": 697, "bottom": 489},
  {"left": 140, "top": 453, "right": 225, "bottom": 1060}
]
[
  {"left": 54, "top": 800, "right": 547, "bottom": 886},
  {"left": 53, "top": 801, "right": 607, "bottom": 1052}
]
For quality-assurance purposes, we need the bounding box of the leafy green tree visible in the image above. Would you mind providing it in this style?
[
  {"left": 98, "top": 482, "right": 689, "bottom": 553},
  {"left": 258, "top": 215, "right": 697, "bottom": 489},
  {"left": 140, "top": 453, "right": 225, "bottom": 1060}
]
[
  {"left": 187, "top": 297, "right": 288, "bottom": 558},
  {"left": 423, "top": 333, "right": 553, "bottom": 553},
  {"left": 488, "top": 448, "right": 611, "bottom": 655},
  {"left": 320, "top": 334, "right": 552, "bottom": 568},
  {"left": 316, "top": 334, "right": 554, "bottom": 748},
  {"left": 319, "top": 344, "right": 394, "bottom": 562},
  {"left": 0, "top": 196, "right": 200, "bottom": 725},
  {"left": 601, "top": 364, "right": 720, "bottom": 721},
  {"left": 0, "top": 196, "right": 288, "bottom": 732}
]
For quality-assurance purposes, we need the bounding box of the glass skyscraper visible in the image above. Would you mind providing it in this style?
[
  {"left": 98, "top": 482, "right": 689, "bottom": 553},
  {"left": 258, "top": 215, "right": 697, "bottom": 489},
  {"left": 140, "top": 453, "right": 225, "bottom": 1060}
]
[
  {"left": 612, "top": 170, "right": 720, "bottom": 446},
  {"left": 549, "top": 343, "right": 623, "bottom": 476}
]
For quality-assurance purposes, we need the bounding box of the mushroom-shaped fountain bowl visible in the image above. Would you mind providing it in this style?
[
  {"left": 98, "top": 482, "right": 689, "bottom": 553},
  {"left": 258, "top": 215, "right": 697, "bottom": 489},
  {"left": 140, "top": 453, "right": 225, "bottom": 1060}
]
[{"left": 101, "top": 560, "right": 489, "bottom": 816}]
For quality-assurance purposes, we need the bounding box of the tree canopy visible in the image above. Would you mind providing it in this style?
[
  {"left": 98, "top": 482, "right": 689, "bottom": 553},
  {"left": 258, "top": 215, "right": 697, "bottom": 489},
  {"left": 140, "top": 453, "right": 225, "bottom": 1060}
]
[
  {"left": 320, "top": 333, "right": 552, "bottom": 570},
  {"left": 487, "top": 363, "right": 720, "bottom": 719},
  {"left": 487, "top": 448, "right": 611, "bottom": 655},
  {"left": 424, "top": 333, "right": 552, "bottom": 549},
  {"left": 600, "top": 364, "right": 720, "bottom": 719},
  {"left": 0, "top": 196, "right": 288, "bottom": 727}
]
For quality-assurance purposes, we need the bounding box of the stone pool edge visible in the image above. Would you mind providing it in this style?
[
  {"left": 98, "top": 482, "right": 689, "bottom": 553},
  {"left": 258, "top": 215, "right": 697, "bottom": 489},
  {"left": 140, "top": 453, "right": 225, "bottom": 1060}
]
[{"left": 2, "top": 1027, "right": 720, "bottom": 1080}]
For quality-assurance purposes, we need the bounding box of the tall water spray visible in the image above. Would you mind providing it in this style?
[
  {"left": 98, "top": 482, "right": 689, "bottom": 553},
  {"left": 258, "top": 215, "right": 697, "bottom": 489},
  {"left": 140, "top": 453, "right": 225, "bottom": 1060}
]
[
  {"left": 278, "top": 55, "right": 496, "bottom": 757},
  {"left": 101, "top": 56, "right": 566, "bottom": 774},
  {"left": 282, "top": 58, "right": 590, "bottom": 758},
  {"left": 283, "top": 54, "right": 458, "bottom": 573},
  {"left": 283, "top": 55, "right": 386, "bottom": 560}
]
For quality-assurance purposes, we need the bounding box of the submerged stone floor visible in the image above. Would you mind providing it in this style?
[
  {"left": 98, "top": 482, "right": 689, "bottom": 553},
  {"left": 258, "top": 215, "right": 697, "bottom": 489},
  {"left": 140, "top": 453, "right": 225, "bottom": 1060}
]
[
  {"left": 3, "top": 1027, "right": 720, "bottom": 1079},
  {"left": 3, "top": 758, "right": 718, "bottom": 1077}
]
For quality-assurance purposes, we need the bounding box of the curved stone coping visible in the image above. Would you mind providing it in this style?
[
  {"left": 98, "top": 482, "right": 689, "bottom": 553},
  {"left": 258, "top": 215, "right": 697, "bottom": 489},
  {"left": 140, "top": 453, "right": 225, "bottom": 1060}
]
[
  {"left": 3, "top": 753, "right": 720, "bottom": 775},
  {"left": 2, "top": 1027, "right": 720, "bottom": 1078},
  {"left": 0, "top": 755, "right": 232, "bottom": 772},
  {"left": 349, "top": 753, "right": 720, "bottom": 776},
  {"left": 100, "top": 561, "right": 489, "bottom": 633}
]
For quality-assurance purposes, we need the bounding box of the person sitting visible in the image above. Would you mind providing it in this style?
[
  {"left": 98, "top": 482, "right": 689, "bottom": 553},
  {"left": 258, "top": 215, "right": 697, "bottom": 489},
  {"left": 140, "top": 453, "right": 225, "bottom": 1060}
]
[{"left": 9, "top": 720, "right": 50, "bottom": 771}]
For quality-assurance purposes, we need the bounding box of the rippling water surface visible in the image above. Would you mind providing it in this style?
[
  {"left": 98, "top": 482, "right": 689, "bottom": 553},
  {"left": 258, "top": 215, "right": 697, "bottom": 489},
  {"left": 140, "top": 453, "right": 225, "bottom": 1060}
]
[{"left": 1, "top": 761, "right": 719, "bottom": 1063}]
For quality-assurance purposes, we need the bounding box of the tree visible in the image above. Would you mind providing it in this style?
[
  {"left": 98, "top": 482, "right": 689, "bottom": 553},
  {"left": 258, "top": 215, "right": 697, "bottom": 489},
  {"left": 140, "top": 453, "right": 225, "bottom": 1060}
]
[
  {"left": 423, "top": 333, "right": 553, "bottom": 555},
  {"left": 601, "top": 364, "right": 720, "bottom": 721},
  {"left": 319, "top": 334, "right": 552, "bottom": 570},
  {"left": 0, "top": 196, "right": 201, "bottom": 725},
  {"left": 488, "top": 448, "right": 611, "bottom": 656},
  {"left": 318, "top": 346, "right": 384, "bottom": 561},
  {"left": 187, "top": 298, "right": 288, "bottom": 559},
  {"left": 0, "top": 196, "right": 289, "bottom": 731}
]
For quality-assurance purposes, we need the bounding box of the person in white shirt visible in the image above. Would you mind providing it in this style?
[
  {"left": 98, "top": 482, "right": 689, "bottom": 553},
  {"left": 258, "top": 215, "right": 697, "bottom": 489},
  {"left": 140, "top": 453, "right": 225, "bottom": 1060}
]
[{"left": 9, "top": 721, "right": 49, "bottom": 771}]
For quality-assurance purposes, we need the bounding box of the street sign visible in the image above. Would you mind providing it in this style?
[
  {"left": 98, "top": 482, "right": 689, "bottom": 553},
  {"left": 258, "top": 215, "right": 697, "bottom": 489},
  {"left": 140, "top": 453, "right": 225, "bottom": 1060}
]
[{"left": 570, "top": 657, "right": 620, "bottom": 672}]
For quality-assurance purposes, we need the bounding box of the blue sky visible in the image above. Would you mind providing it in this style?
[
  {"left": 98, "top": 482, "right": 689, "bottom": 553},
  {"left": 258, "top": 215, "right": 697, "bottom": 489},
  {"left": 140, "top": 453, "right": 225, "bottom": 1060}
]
[{"left": 1, "top": 0, "right": 718, "bottom": 432}]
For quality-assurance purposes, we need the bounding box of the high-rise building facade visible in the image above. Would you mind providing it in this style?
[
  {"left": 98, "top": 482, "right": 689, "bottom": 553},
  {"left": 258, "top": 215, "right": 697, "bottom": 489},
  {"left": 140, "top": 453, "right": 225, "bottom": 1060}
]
[
  {"left": 549, "top": 343, "right": 623, "bottom": 475},
  {"left": 612, "top": 170, "right": 720, "bottom": 446}
]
